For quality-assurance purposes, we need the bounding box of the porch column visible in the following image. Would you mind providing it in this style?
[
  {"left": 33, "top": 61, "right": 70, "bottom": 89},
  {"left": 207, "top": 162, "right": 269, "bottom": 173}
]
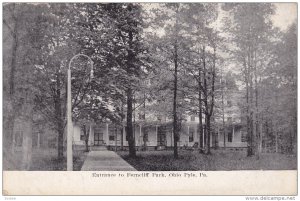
[
  {"left": 232, "top": 125, "right": 235, "bottom": 142},
  {"left": 217, "top": 126, "right": 220, "bottom": 147},
  {"left": 210, "top": 131, "right": 212, "bottom": 147},
  {"left": 187, "top": 125, "right": 190, "bottom": 146},
  {"left": 89, "top": 123, "right": 92, "bottom": 145},
  {"left": 71, "top": 122, "right": 74, "bottom": 146},
  {"left": 171, "top": 130, "right": 173, "bottom": 147},
  {"left": 106, "top": 123, "right": 109, "bottom": 145},
  {"left": 139, "top": 124, "right": 142, "bottom": 146},
  {"left": 155, "top": 125, "right": 158, "bottom": 146},
  {"left": 259, "top": 123, "right": 263, "bottom": 153},
  {"left": 37, "top": 132, "right": 40, "bottom": 149},
  {"left": 121, "top": 125, "right": 125, "bottom": 148},
  {"left": 202, "top": 127, "right": 205, "bottom": 148}
]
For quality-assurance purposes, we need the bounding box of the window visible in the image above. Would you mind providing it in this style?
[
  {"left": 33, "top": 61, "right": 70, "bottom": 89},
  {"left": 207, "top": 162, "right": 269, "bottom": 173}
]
[
  {"left": 228, "top": 131, "right": 233, "bottom": 142},
  {"left": 227, "top": 117, "right": 232, "bottom": 122},
  {"left": 81, "top": 125, "right": 88, "bottom": 141},
  {"left": 157, "top": 126, "right": 167, "bottom": 146},
  {"left": 109, "top": 135, "right": 115, "bottom": 141},
  {"left": 80, "top": 134, "right": 85, "bottom": 141},
  {"left": 125, "top": 126, "right": 128, "bottom": 141},
  {"left": 189, "top": 131, "right": 194, "bottom": 142},
  {"left": 94, "top": 132, "right": 104, "bottom": 145},
  {"left": 191, "top": 116, "right": 195, "bottom": 122},
  {"left": 241, "top": 131, "right": 247, "bottom": 142},
  {"left": 143, "top": 127, "right": 149, "bottom": 142},
  {"left": 143, "top": 133, "right": 148, "bottom": 142}
]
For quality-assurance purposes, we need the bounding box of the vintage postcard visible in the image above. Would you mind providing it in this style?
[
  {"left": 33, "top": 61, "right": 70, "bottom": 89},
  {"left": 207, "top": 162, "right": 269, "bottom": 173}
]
[{"left": 2, "top": 1, "right": 297, "bottom": 197}]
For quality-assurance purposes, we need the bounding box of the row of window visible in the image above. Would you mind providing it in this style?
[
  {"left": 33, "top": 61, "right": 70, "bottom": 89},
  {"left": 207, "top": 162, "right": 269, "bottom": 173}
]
[
  {"left": 108, "top": 134, "right": 149, "bottom": 142},
  {"left": 85, "top": 131, "right": 150, "bottom": 142},
  {"left": 89, "top": 131, "right": 209, "bottom": 143},
  {"left": 190, "top": 116, "right": 233, "bottom": 122},
  {"left": 169, "top": 115, "right": 233, "bottom": 122}
]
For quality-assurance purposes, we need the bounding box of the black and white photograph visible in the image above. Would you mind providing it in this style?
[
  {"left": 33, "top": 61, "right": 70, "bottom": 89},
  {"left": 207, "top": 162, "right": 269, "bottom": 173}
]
[{"left": 2, "top": 1, "right": 297, "bottom": 196}]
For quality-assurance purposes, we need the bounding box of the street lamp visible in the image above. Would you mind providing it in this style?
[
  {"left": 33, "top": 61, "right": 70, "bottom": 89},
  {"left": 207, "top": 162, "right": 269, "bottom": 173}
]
[{"left": 67, "top": 53, "right": 93, "bottom": 171}]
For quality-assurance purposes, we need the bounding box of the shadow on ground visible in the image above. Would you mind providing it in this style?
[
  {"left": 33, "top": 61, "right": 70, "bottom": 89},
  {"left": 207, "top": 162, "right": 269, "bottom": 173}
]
[
  {"left": 117, "top": 149, "right": 297, "bottom": 171},
  {"left": 4, "top": 145, "right": 88, "bottom": 171}
]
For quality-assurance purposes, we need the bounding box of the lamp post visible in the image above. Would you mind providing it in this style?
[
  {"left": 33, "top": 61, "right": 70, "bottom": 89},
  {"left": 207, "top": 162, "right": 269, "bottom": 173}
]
[{"left": 67, "top": 54, "right": 93, "bottom": 171}]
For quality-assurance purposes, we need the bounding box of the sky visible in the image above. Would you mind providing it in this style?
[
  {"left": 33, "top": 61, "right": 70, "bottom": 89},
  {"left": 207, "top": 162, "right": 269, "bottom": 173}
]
[
  {"left": 272, "top": 3, "right": 297, "bottom": 31},
  {"left": 143, "top": 3, "right": 297, "bottom": 36}
]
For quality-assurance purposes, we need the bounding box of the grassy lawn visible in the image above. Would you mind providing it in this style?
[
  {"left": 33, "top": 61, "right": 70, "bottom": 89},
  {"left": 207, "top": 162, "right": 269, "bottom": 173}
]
[
  {"left": 30, "top": 145, "right": 89, "bottom": 171},
  {"left": 4, "top": 145, "right": 89, "bottom": 171},
  {"left": 117, "top": 149, "right": 297, "bottom": 171}
]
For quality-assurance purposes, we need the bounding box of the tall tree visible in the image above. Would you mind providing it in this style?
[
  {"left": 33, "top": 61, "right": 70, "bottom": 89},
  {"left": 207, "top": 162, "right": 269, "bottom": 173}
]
[
  {"left": 33, "top": 3, "right": 80, "bottom": 160},
  {"left": 261, "top": 23, "right": 297, "bottom": 154},
  {"left": 180, "top": 3, "right": 219, "bottom": 154},
  {"left": 223, "top": 3, "right": 275, "bottom": 157},
  {"left": 146, "top": 3, "right": 191, "bottom": 158},
  {"left": 3, "top": 3, "right": 45, "bottom": 169},
  {"left": 103, "top": 3, "right": 149, "bottom": 157}
]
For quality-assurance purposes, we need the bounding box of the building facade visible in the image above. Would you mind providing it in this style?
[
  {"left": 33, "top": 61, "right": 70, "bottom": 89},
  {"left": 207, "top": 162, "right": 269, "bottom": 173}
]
[{"left": 73, "top": 119, "right": 247, "bottom": 150}]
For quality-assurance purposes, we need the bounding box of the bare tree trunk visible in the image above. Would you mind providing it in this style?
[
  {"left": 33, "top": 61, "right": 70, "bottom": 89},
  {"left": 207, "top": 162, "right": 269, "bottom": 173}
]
[
  {"left": 121, "top": 126, "right": 124, "bottom": 151},
  {"left": 246, "top": 51, "right": 254, "bottom": 157},
  {"left": 202, "top": 45, "right": 211, "bottom": 155},
  {"left": 206, "top": 116, "right": 211, "bottom": 154},
  {"left": 84, "top": 124, "right": 90, "bottom": 152},
  {"left": 254, "top": 50, "right": 259, "bottom": 160},
  {"left": 21, "top": 90, "right": 33, "bottom": 170},
  {"left": 221, "top": 74, "right": 226, "bottom": 149},
  {"left": 126, "top": 16, "right": 136, "bottom": 158},
  {"left": 275, "top": 131, "right": 278, "bottom": 153},
  {"left": 173, "top": 41, "right": 179, "bottom": 159},
  {"left": 5, "top": 4, "right": 18, "bottom": 156},
  {"left": 54, "top": 73, "right": 64, "bottom": 160},
  {"left": 143, "top": 93, "right": 147, "bottom": 150},
  {"left": 120, "top": 101, "right": 124, "bottom": 150},
  {"left": 208, "top": 47, "right": 217, "bottom": 151},
  {"left": 171, "top": 4, "right": 180, "bottom": 159},
  {"left": 246, "top": 78, "right": 251, "bottom": 156},
  {"left": 127, "top": 87, "right": 136, "bottom": 157},
  {"left": 287, "top": 128, "right": 292, "bottom": 153},
  {"left": 198, "top": 68, "right": 203, "bottom": 151},
  {"left": 195, "top": 47, "right": 204, "bottom": 152},
  {"left": 115, "top": 125, "right": 117, "bottom": 151},
  {"left": 133, "top": 95, "right": 136, "bottom": 146},
  {"left": 57, "top": 108, "right": 64, "bottom": 160},
  {"left": 204, "top": 46, "right": 216, "bottom": 154},
  {"left": 9, "top": 4, "right": 18, "bottom": 97},
  {"left": 21, "top": 119, "right": 33, "bottom": 170},
  {"left": 252, "top": 108, "right": 257, "bottom": 158},
  {"left": 5, "top": 96, "right": 15, "bottom": 155},
  {"left": 259, "top": 122, "right": 263, "bottom": 154}
]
